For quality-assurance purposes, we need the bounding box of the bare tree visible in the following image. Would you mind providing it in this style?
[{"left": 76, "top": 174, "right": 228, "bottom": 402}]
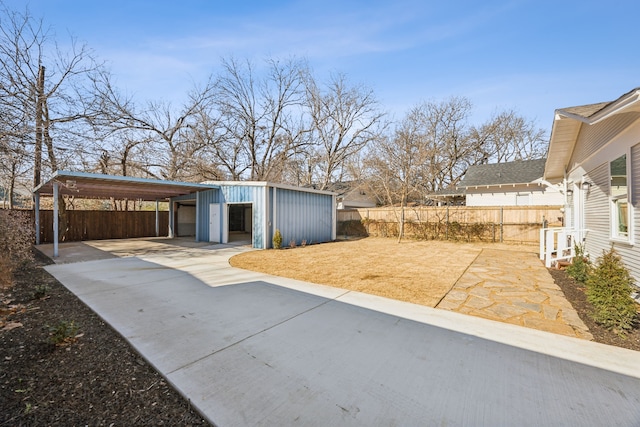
[
  {"left": 91, "top": 70, "right": 216, "bottom": 181},
  {"left": 367, "top": 98, "right": 549, "bottom": 220},
  {"left": 213, "top": 56, "right": 309, "bottom": 181},
  {"left": 304, "top": 73, "right": 386, "bottom": 189},
  {"left": 470, "top": 109, "right": 547, "bottom": 163},
  {"left": 189, "top": 100, "right": 245, "bottom": 180},
  {"left": 367, "top": 107, "right": 433, "bottom": 241},
  {"left": 0, "top": 2, "right": 104, "bottom": 188}
]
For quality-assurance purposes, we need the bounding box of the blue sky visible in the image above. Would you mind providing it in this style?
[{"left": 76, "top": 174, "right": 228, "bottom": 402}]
[{"left": 13, "top": 0, "right": 640, "bottom": 132}]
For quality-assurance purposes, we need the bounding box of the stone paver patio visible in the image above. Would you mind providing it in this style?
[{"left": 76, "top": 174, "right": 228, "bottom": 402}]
[{"left": 437, "top": 248, "right": 592, "bottom": 339}]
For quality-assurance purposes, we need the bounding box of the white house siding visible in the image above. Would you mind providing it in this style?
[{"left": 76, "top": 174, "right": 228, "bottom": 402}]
[
  {"left": 628, "top": 142, "right": 640, "bottom": 282},
  {"left": 568, "top": 112, "right": 640, "bottom": 172},
  {"left": 582, "top": 151, "right": 640, "bottom": 285},
  {"left": 583, "top": 163, "right": 611, "bottom": 262},
  {"left": 465, "top": 186, "right": 563, "bottom": 207}
]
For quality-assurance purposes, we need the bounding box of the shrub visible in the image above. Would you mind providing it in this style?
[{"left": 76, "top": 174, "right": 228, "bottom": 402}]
[
  {"left": 47, "top": 320, "right": 80, "bottom": 346},
  {"left": 289, "top": 239, "right": 296, "bottom": 249},
  {"left": 0, "top": 210, "right": 35, "bottom": 289},
  {"left": 585, "top": 248, "right": 638, "bottom": 335},
  {"left": 338, "top": 219, "right": 367, "bottom": 236},
  {"left": 566, "top": 243, "right": 591, "bottom": 283},
  {"left": 33, "top": 284, "right": 50, "bottom": 299},
  {"left": 272, "top": 229, "right": 283, "bottom": 249}
]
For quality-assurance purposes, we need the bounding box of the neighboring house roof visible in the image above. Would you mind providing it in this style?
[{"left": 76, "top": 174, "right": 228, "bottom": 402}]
[
  {"left": 545, "top": 87, "right": 640, "bottom": 181},
  {"left": 325, "top": 181, "right": 377, "bottom": 208},
  {"left": 459, "top": 159, "right": 547, "bottom": 188}
]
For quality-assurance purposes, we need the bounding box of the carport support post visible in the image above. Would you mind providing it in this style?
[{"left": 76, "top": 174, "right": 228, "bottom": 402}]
[
  {"left": 155, "top": 200, "right": 159, "bottom": 237},
  {"left": 34, "top": 192, "right": 40, "bottom": 245},
  {"left": 53, "top": 182, "right": 59, "bottom": 257},
  {"left": 168, "top": 201, "right": 174, "bottom": 238}
]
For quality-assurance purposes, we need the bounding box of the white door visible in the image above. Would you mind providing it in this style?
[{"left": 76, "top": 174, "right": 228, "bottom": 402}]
[{"left": 209, "top": 203, "right": 220, "bottom": 243}]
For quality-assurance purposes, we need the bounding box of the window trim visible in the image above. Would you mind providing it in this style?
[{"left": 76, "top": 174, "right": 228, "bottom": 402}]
[{"left": 609, "top": 152, "right": 633, "bottom": 245}]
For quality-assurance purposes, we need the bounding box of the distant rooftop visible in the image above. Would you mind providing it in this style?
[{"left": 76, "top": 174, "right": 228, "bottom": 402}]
[{"left": 459, "top": 159, "right": 546, "bottom": 188}]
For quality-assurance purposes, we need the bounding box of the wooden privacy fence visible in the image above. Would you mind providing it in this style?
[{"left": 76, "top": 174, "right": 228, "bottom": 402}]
[
  {"left": 337, "top": 206, "right": 564, "bottom": 243},
  {"left": 36, "top": 210, "right": 169, "bottom": 243}
]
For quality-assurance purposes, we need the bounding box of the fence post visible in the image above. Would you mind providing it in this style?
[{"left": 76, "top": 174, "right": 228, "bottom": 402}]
[
  {"left": 500, "top": 206, "right": 504, "bottom": 243},
  {"left": 545, "top": 229, "right": 555, "bottom": 268},
  {"left": 446, "top": 205, "right": 449, "bottom": 240}
]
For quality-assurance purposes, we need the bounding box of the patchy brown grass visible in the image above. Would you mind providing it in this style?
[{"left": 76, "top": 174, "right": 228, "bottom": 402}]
[{"left": 230, "top": 238, "right": 535, "bottom": 307}]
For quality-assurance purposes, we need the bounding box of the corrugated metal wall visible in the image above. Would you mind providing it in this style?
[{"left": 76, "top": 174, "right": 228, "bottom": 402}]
[
  {"left": 179, "top": 184, "right": 334, "bottom": 249},
  {"left": 219, "top": 185, "right": 265, "bottom": 248},
  {"left": 274, "top": 187, "right": 333, "bottom": 246},
  {"left": 196, "top": 189, "right": 220, "bottom": 242}
]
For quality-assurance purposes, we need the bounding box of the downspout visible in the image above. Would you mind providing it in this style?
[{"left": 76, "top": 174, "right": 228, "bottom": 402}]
[
  {"left": 273, "top": 186, "right": 278, "bottom": 244},
  {"left": 331, "top": 194, "right": 337, "bottom": 240}
]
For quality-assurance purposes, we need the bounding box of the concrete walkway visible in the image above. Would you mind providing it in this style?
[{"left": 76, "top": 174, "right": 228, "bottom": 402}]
[
  {"left": 40, "top": 239, "right": 640, "bottom": 426},
  {"left": 438, "top": 248, "right": 592, "bottom": 339}
]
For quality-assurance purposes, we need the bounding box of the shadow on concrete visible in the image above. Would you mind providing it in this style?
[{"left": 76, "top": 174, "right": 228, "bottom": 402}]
[{"left": 45, "top": 253, "right": 640, "bottom": 426}]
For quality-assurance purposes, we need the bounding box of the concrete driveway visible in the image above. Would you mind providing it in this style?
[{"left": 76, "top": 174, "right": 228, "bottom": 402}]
[{"left": 41, "top": 238, "right": 640, "bottom": 426}]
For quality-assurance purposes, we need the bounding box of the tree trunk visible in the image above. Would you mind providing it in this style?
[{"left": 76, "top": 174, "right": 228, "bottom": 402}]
[
  {"left": 9, "top": 162, "right": 16, "bottom": 209},
  {"left": 33, "top": 65, "right": 45, "bottom": 188},
  {"left": 397, "top": 205, "right": 405, "bottom": 243}
]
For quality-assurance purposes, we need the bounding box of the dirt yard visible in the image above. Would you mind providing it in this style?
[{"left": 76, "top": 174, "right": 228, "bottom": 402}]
[{"left": 230, "top": 237, "right": 534, "bottom": 307}]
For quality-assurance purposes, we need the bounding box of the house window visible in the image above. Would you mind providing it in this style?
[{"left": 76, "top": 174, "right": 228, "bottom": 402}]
[{"left": 610, "top": 154, "right": 631, "bottom": 241}]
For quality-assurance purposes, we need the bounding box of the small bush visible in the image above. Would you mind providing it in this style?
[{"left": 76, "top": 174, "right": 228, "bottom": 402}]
[
  {"left": 32, "top": 284, "right": 50, "bottom": 299},
  {"left": 585, "top": 248, "right": 638, "bottom": 335},
  {"left": 272, "top": 229, "right": 283, "bottom": 249},
  {"left": 338, "top": 219, "right": 367, "bottom": 236},
  {"left": 47, "top": 320, "right": 80, "bottom": 346},
  {"left": 566, "top": 244, "right": 591, "bottom": 283},
  {"left": 289, "top": 240, "right": 296, "bottom": 249}
]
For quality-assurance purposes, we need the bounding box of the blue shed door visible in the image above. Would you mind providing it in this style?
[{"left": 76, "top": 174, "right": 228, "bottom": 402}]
[{"left": 209, "top": 203, "right": 220, "bottom": 243}]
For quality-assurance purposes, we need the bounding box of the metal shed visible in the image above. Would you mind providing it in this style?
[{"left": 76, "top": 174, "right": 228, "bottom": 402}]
[
  {"left": 34, "top": 171, "right": 337, "bottom": 254},
  {"left": 171, "top": 181, "right": 336, "bottom": 249}
]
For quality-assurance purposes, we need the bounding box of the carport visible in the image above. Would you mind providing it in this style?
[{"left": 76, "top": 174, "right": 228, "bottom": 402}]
[{"left": 33, "top": 170, "right": 219, "bottom": 257}]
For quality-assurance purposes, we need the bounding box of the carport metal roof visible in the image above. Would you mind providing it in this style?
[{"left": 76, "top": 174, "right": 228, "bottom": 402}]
[{"left": 34, "top": 170, "right": 219, "bottom": 201}]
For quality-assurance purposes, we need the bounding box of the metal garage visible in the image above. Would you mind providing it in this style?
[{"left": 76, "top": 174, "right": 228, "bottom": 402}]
[{"left": 34, "top": 171, "right": 337, "bottom": 255}]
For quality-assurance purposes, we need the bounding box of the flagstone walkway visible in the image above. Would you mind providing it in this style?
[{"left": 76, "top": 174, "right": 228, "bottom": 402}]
[{"left": 437, "top": 248, "right": 593, "bottom": 340}]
